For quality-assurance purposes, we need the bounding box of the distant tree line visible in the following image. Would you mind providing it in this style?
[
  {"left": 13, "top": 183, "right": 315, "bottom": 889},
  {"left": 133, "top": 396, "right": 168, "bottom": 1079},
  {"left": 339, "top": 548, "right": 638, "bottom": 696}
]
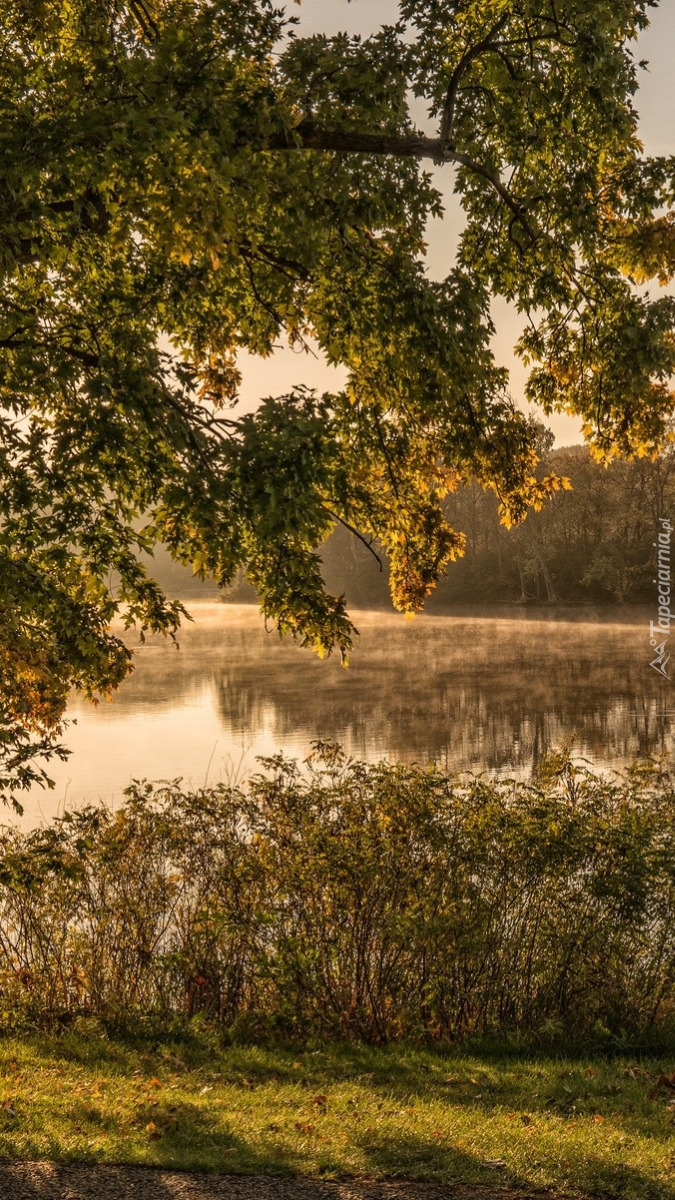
[{"left": 319, "top": 444, "right": 675, "bottom": 608}]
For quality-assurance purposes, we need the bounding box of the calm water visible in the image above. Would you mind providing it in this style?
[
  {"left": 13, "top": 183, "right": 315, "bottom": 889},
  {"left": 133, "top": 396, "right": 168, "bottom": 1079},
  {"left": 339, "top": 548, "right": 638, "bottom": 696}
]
[{"left": 21, "top": 602, "right": 672, "bottom": 825}]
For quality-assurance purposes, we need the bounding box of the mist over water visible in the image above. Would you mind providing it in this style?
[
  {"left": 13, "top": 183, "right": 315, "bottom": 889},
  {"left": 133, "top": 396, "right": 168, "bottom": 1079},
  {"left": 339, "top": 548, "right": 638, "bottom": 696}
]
[{"left": 20, "top": 602, "right": 671, "bottom": 826}]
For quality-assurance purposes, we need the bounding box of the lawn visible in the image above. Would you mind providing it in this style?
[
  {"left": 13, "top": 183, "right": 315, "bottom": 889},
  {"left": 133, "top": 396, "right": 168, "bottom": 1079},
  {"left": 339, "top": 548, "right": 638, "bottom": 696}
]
[{"left": 0, "top": 1030, "right": 673, "bottom": 1198}]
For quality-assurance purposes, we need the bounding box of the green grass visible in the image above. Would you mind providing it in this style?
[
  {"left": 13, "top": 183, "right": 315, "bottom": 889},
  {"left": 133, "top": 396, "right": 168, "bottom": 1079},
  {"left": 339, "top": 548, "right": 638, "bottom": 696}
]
[{"left": 0, "top": 1029, "right": 672, "bottom": 1198}]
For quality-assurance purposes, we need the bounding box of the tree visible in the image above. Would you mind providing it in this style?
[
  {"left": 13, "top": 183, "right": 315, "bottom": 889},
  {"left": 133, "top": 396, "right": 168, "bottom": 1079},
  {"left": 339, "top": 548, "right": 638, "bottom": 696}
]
[{"left": 2, "top": 0, "right": 675, "bottom": 798}]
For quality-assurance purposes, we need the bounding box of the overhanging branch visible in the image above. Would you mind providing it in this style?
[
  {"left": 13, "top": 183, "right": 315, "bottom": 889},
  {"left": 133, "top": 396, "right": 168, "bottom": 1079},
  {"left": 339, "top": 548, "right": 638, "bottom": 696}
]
[
  {"left": 267, "top": 122, "right": 446, "bottom": 161},
  {"left": 266, "top": 121, "right": 537, "bottom": 244}
]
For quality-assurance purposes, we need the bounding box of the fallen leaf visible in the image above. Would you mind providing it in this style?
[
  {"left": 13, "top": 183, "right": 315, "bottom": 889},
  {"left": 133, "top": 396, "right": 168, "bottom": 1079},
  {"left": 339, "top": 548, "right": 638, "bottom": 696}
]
[{"left": 294, "top": 1121, "right": 315, "bottom": 1134}]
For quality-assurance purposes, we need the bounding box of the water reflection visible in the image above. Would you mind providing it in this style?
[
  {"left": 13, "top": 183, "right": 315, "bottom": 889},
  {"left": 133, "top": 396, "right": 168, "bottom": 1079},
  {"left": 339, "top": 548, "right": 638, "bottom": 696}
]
[{"left": 22, "top": 603, "right": 672, "bottom": 825}]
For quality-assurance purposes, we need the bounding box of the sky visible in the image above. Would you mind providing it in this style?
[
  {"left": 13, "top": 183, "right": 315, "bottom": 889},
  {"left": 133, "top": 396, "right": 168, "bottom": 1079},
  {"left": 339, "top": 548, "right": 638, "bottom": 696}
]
[{"left": 236, "top": 1, "right": 675, "bottom": 448}]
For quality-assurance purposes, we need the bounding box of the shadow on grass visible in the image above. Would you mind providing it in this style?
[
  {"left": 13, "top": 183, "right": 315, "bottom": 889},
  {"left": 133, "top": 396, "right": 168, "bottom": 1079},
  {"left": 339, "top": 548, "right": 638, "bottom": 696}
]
[
  {"left": 0, "top": 1101, "right": 294, "bottom": 1175},
  {"left": 348, "top": 1127, "right": 530, "bottom": 1187},
  {"left": 571, "top": 1157, "right": 675, "bottom": 1200},
  {"left": 128, "top": 1039, "right": 674, "bottom": 1150},
  {"left": 2, "top": 1032, "right": 674, "bottom": 1199},
  {"left": 351, "top": 1128, "right": 675, "bottom": 1200}
]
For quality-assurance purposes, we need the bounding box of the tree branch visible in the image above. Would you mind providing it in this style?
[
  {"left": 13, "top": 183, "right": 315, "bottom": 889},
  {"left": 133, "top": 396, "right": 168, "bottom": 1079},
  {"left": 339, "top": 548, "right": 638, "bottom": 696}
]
[
  {"left": 451, "top": 149, "right": 538, "bottom": 244},
  {"left": 266, "top": 121, "right": 447, "bottom": 161},
  {"left": 325, "top": 510, "right": 383, "bottom": 572},
  {"left": 266, "top": 120, "right": 538, "bottom": 244},
  {"left": 440, "top": 12, "right": 510, "bottom": 148},
  {"left": 128, "top": 0, "right": 159, "bottom": 42}
]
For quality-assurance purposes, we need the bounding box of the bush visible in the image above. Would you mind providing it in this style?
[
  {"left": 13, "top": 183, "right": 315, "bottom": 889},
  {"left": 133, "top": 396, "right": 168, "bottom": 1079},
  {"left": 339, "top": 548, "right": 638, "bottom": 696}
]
[{"left": 0, "top": 745, "right": 672, "bottom": 1041}]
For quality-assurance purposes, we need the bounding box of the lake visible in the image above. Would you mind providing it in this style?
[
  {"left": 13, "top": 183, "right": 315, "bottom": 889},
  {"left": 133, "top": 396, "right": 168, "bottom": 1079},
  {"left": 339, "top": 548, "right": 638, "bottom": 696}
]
[{"left": 20, "top": 602, "right": 672, "bottom": 825}]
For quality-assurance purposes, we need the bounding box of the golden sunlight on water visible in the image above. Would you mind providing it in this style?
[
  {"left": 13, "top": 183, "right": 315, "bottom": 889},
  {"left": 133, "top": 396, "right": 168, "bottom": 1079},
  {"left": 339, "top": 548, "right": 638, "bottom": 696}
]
[{"left": 18, "top": 602, "right": 672, "bottom": 827}]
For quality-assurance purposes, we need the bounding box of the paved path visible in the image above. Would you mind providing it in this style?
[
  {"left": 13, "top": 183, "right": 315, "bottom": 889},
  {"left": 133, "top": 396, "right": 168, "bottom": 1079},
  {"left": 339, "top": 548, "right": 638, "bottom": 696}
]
[{"left": 0, "top": 1167, "right": 580, "bottom": 1200}]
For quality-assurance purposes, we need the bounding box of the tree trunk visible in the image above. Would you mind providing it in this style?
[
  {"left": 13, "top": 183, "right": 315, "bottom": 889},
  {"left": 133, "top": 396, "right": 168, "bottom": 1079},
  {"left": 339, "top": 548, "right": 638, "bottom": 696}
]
[{"left": 537, "top": 554, "right": 559, "bottom": 603}]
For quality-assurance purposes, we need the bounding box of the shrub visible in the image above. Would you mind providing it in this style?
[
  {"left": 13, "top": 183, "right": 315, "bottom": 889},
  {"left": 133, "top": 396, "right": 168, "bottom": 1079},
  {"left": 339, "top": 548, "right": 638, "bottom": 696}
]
[{"left": 0, "top": 745, "right": 672, "bottom": 1041}]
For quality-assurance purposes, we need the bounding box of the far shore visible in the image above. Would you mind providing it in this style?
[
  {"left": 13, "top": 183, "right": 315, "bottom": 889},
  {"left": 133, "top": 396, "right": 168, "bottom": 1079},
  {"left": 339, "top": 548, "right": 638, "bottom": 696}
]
[{"left": 170, "top": 595, "right": 655, "bottom": 627}]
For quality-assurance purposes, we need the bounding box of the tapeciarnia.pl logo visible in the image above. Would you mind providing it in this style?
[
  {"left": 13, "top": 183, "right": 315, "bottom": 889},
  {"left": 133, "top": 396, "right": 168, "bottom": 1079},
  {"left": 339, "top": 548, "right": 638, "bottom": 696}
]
[{"left": 650, "top": 517, "right": 672, "bottom": 680}]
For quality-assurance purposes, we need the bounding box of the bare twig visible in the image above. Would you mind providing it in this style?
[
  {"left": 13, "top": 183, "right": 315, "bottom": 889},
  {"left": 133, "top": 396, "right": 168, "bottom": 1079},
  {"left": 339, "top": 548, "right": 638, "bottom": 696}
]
[{"left": 325, "top": 510, "right": 383, "bottom": 572}]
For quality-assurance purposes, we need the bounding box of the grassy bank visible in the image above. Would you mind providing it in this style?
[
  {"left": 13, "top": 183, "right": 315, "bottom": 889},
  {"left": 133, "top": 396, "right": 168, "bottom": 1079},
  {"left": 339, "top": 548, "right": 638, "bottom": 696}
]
[{"left": 0, "top": 1032, "right": 672, "bottom": 1198}]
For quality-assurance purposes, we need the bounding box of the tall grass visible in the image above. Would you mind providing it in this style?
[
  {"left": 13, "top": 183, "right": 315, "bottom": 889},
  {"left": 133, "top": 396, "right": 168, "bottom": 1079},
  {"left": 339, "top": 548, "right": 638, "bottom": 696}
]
[{"left": 0, "top": 745, "right": 672, "bottom": 1041}]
